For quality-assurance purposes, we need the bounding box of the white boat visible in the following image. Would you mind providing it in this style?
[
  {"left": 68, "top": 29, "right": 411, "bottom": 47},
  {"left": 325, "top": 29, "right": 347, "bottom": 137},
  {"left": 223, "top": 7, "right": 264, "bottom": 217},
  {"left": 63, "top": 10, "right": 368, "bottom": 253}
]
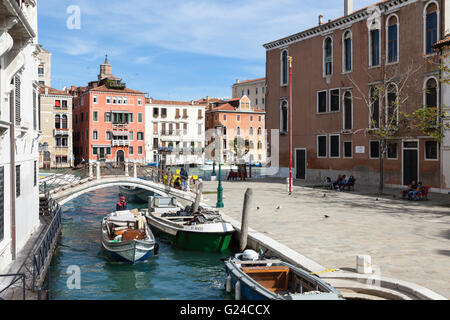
[
  {"left": 142, "top": 197, "right": 235, "bottom": 252},
  {"left": 224, "top": 250, "right": 343, "bottom": 300},
  {"left": 101, "top": 209, "right": 159, "bottom": 263}
]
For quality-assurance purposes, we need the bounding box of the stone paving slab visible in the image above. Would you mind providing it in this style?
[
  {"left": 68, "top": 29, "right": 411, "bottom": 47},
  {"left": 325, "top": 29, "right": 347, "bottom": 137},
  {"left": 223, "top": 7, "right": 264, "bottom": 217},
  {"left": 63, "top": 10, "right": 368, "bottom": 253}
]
[{"left": 201, "top": 179, "right": 450, "bottom": 299}]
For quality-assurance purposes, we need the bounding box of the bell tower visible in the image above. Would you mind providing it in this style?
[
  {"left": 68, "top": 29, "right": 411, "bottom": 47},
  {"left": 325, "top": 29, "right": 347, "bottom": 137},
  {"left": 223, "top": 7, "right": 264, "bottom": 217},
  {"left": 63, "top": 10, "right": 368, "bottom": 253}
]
[{"left": 98, "top": 55, "right": 113, "bottom": 80}]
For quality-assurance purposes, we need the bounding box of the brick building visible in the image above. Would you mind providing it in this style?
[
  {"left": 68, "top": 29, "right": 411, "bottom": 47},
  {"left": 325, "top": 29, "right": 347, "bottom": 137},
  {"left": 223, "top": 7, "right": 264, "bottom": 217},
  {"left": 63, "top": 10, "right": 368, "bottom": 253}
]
[
  {"left": 264, "top": 0, "right": 449, "bottom": 190},
  {"left": 72, "top": 58, "right": 147, "bottom": 165},
  {"left": 203, "top": 96, "right": 266, "bottom": 165}
]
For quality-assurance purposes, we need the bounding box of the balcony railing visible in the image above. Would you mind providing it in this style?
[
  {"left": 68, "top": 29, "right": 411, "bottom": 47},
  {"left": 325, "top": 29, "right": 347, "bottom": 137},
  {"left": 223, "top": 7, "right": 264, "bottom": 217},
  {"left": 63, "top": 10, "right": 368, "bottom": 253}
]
[
  {"left": 112, "top": 140, "right": 130, "bottom": 147},
  {"left": 54, "top": 128, "right": 69, "bottom": 136}
]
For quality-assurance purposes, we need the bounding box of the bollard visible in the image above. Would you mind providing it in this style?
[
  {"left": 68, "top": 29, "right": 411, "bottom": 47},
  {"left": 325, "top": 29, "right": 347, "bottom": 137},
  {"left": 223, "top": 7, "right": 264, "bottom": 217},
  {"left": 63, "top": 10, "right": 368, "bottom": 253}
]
[
  {"left": 239, "top": 188, "right": 253, "bottom": 253},
  {"left": 133, "top": 162, "right": 137, "bottom": 179},
  {"left": 226, "top": 275, "right": 232, "bottom": 293},
  {"left": 125, "top": 160, "right": 129, "bottom": 177},
  {"left": 235, "top": 281, "right": 241, "bottom": 300},
  {"left": 192, "top": 182, "right": 203, "bottom": 214},
  {"left": 96, "top": 162, "right": 100, "bottom": 180},
  {"left": 89, "top": 162, "right": 93, "bottom": 178}
]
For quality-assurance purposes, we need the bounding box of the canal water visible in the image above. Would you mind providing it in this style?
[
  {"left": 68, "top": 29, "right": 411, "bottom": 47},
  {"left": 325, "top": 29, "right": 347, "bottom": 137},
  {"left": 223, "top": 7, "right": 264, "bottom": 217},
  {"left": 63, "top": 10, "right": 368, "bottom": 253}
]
[{"left": 49, "top": 187, "right": 232, "bottom": 300}]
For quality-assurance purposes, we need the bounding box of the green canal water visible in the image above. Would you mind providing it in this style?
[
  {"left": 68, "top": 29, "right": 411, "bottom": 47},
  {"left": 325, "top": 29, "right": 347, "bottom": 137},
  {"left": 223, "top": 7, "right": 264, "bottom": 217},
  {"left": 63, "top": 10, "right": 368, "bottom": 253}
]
[{"left": 49, "top": 187, "right": 232, "bottom": 300}]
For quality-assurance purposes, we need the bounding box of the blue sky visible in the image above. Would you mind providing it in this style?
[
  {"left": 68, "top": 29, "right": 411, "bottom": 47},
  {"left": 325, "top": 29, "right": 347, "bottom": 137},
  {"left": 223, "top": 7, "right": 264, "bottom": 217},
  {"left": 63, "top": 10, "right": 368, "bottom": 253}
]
[{"left": 37, "top": 0, "right": 376, "bottom": 101}]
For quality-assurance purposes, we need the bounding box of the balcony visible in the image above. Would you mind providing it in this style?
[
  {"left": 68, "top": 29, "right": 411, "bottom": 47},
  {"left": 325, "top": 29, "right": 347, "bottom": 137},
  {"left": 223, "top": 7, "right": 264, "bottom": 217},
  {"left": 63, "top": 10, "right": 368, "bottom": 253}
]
[
  {"left": 112, "top": 140, "right": 130, "bottom": 147},
  {"left": 54, "top": 128, "right": 70, "bottom": 136}
]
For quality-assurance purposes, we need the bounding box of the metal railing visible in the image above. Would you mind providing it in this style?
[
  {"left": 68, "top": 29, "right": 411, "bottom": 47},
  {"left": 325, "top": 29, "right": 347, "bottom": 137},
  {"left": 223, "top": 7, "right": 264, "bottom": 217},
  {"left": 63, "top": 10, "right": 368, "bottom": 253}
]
[
  {"left": 0, "top": 274, "right": 26, "bottom": 300},
  {"left": 32, "top": 196, "right": 62, "bottom": 292}
]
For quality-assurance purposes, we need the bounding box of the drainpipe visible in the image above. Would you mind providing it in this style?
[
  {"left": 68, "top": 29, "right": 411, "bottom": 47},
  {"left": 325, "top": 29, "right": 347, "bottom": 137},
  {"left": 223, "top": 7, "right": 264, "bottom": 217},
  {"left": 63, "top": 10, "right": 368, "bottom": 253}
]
[{"left": 9, "top": 88, "right": 16, "bottom": 261}]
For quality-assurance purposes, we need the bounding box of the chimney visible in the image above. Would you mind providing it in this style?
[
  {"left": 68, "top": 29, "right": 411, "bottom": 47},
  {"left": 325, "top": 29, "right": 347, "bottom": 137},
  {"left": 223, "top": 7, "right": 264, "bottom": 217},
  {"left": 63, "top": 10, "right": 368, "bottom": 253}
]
[
  {"left": 236, "top": 79, "right": 240, "bottom": 84},
  {"left": 319, "top": 15, "right": 324, "bottom": 25},
  {"left": 344, "top": 0, "right": 354, "bottom": 16}
]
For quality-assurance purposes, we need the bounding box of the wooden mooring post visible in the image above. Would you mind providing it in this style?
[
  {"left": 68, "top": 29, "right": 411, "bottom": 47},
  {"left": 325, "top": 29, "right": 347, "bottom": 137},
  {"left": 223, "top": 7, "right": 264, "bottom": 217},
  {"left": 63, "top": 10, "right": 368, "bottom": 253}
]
[
  {"left": 192, "top": 182, "right": 203, "bottom": 214},
  {"left": 239, "top": 188, "right": 253, "bottom": 252}
]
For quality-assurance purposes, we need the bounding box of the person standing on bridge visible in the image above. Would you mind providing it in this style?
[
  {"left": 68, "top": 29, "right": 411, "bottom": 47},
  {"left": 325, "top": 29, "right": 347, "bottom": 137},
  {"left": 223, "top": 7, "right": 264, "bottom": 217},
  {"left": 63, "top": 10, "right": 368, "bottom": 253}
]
[{"left": 116, "top": 196, "right": 128, "bottom": 211}]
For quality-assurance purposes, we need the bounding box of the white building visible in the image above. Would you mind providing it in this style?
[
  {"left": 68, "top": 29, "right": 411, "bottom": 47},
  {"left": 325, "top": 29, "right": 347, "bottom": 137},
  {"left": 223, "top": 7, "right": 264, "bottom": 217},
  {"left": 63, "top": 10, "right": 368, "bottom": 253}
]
[
  {"left": 0, "top": 0, "right": 40, "bottom": 273},
  {"left": 145, "top": 98, "right": 205, "bottom": 166}
]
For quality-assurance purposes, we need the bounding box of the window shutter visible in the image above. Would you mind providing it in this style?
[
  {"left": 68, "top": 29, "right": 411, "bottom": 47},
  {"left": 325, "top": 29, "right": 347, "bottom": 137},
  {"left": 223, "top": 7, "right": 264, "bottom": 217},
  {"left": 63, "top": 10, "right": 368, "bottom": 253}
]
[{"left": 15, "top": 76, "right": 21, "bottom": 126}]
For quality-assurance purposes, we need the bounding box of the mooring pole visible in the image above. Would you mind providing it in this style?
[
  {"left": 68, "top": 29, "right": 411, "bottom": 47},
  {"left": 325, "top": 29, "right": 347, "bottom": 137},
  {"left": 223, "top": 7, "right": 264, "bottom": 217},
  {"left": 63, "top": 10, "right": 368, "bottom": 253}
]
[
  {"left": 192, "top": 182, "right": 203, "bottom": 214},
  {"left": 239, "top": 188, "right": 253, "bottom": 252}
]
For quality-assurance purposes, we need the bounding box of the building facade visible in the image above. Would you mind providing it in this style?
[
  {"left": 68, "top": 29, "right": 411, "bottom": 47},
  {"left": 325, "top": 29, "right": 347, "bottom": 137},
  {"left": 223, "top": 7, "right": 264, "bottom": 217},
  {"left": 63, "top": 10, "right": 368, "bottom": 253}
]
[
  {"left": 232, "top": 78, "right": 266, "bottom": 110},
  {"left": 0, "top": 0, "right": 40, "bottom": 273},
  {"left": 36, "top": 44, "right": 50, "bottom": 87},
  {"left": 39, "top": 86, "right": 73, "bottom": 168},
  {"left": 204, "top": 96, "right": 267, "bottom": 165},
  {"left": 72, "top": 58, "right": 147, "bottom": 165},
  {"left": 145, "top": 98, "right": 205, "bottom": 166},
  {"left": 264, "top": 0, "right": 448, "bottom": 190}
]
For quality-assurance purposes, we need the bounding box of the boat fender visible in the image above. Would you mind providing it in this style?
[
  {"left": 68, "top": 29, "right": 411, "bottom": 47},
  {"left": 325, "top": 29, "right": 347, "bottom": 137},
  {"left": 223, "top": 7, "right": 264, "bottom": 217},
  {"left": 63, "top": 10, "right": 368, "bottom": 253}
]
[
  {"left": 226, "top": 275, "right": 232, "bottom": 293},
  {"left": 235, "top": 281, "right": 241, "bottom": 300},
  {"left": 154, "top": 243, "right": 160, "bottom": 255},
  {"left": 242, "top": 249, "right": 259, "bottom": 261}
]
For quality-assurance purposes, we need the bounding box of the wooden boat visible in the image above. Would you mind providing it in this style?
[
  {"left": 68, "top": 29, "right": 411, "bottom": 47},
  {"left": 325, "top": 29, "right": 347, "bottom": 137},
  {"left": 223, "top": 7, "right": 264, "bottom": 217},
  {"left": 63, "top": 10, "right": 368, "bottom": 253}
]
[
  {"left": 142, "top": 197, "right": 235, "bottom": 252},
  {"left": 224, "top": 250, "right": 342, "bottom": 300},
  {"left": 101, "top": 209, "right": 159, "bottom": 263},
  {"left": 118, "top": 186, "right": 152, "bottom": 203}
]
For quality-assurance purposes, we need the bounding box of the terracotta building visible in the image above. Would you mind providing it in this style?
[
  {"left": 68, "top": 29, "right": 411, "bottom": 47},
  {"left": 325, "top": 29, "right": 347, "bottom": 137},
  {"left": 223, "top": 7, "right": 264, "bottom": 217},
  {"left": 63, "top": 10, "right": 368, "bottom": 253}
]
[
  {"left": 72, "top": 58, "right": 147, "bottom": 165},
  {"left": 39, "top": 86, "right": 73, "bottom": 168},
  {"left": 264, "top": 0, "right": 448, "bottom": 190},
  {"left": 203, "top": 96, "right": 266, "bottom": 165}
]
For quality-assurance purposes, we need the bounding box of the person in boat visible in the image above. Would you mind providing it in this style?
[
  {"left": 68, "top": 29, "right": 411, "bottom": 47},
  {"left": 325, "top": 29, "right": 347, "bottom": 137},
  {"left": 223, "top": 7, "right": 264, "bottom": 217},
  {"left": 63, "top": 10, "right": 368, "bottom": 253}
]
[{"left": 116, "top": 196, "right": 128, "bottom": 211}]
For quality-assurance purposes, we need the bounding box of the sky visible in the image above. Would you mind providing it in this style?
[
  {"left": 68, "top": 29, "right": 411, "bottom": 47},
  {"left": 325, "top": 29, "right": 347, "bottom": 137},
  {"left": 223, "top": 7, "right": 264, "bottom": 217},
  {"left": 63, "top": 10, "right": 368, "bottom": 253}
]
[{"left": 37, "top": 0, "right": 377, "bottom": 101}]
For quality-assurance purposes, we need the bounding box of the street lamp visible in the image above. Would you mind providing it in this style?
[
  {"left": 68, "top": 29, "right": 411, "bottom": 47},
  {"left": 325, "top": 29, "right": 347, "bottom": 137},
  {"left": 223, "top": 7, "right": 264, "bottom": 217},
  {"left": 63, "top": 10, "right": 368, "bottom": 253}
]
[{"left": 215, "top": 123, "right": 224, "bottom": 208}]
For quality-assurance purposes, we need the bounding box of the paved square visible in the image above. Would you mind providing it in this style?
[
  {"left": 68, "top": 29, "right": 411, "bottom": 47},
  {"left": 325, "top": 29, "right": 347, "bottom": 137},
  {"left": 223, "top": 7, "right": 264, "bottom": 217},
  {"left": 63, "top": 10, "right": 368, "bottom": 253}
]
[{"left": 201, "top": 178, "right": 450, "bottom": 298}]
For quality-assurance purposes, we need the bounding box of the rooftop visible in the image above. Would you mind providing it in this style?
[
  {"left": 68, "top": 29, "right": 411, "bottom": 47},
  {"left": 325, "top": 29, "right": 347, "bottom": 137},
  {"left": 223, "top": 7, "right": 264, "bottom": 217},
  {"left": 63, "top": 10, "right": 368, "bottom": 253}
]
[
  {"left": 234, "top": 77, "right": 266, "bottom": 86},
  {"left": 39, "top": 85, "right": 72, "bottom": 97}
]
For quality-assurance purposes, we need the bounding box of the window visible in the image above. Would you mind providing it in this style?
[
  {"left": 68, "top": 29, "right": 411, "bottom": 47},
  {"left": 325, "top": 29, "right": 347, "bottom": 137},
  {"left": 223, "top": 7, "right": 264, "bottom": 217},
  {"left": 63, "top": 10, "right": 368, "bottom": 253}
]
[
  {"left": 255, "top": 99, "right": 258, "bottom": 105},
  {"left": 129, "top": 131, "right": 134, "bottom": 141},
  {"left": 93, "top": 111, "right": 98, "bottom": 122},
  {"left": 223, "top": 114, "right": 227, "bottom": 121},
  {"left": 198, "top": 124, "right": 202, "bottom": 135},
  {"left": 93, "top": 95, "right": 98, "bottom": 104},
  {"left": 370, "top": 86, "right": 380, "bottom": 129},
  {"left": 198, "top": 110, "right": 203, "bottom": 119},
  {"left": 324, "top": 37, "right": 333, "bottom": 76},
  {"left": 153, "top": 108, "right": 159, "bottom": 118},
  {"left": 370, "top": 141, "right": 380, "bottom": 159},
  {"left": 93, "top": 131, "right": 98, "bottom": 140},
  {"left": 106, "top": 147, "right": 111, "bottom": 155},
  {"left": 56, "top": 137, "right": 68, "bottom": 147},
  {"left": 62, "top": 100, "right": 68, "bottom": 109},
  {"left": 281, "top": 49, "right": 289, "bottom": 86},
  {"left": 129, "top": 147, "right": 134, "bottom": 155},
  {"left": 330, "top": 135, "right": 340, "bottom": 158},
  {"left": 343, "top": 31, "right": 352, "bottom": 72},
  {"left": 425, "top": 141, "right": 438, "bottom": 160},
  {"left": 249, "top": 127, "right": 254, "bottom": 136},
  {"left": 280, "top": 100, "right": 288, "bottom": 133},
  {"left": 343, "top": 91, "right": 352, "bottom": 130},
  {"left": 249, "top": 141, "right": 254, "bottom": 150},
  {"left": 106, "top": 96, "right": 111, "bottom": 104},
  {"left": 258, "top": 127, "right": 262, "bottom": 136},
  {"left": 137, "top": 132, "right": 144, "bottom": 140},
  {"left": 105, "top": 112, "right": 112, "bottom": 122},
  {"left": 370, "top": 29, "right": 380, "bottom": 66},
  {"left": 161, "top": 108, "right": 167, "bottom": 118},
  {"left": 386, "top": 84, "right": 398, "bottom": 127},
  {"left": 93, "top": 147, "right": 98, "bottom": 155},
  {"left": 34, "top": 161, "right": 37, "bottom": 187},
  {"left": 38, "top": 66, "right": 44, "bottom": 76},
  {"left": 123, "top": 97, "right": 128, "bottom": 105},
  {"left": 138, "top": 113, "right": 143, "bottom": 123},
  {"left": 387, "top": 142, "right": 398, "bottom": 159},
  {"left": 118, "top": 97, "right": 122, "bottom": 105},
  {"left": 55, "top": 100, "right": 61, "bottom": 109},
  {"left": 425, "top": 2, "right": 438, "bottom": 55},
  {"left": 112, "top": 96, "right": 117, "bottom": 104},
  {"left": 237, "top": 127, "right": 241, "bottom": 136},
  {"left": 387, "top": 16, "right": 398, "bottom": 63},
  {"left": 344, "top": 141, "right": 352, "bottom": 158},
  {"left": 330, "top": 89, "right": 340, "bottom": 112},
  {"left": 258, "top": 141, "right": 263, "bottom": 150},
  {"left": 183, "top": 109, "right": 188, "bottom": 118},
  {"left": 425, "top": 78, "right": 438, "bottom": 109},
  {"left": 14, "top": 76, "right": 21, "bottom": 126},
  {"left": 55, "top": 115, "right": 61, "bottom": 129},
  {"left": 317, "top": 136, "right": 327, "bottom": 158},
  {"left": 106, "top": 131, "right": 112, "bottom": 141},
  {"left": 15, "top": 165, "right": 20, "bottom": 197},
  {"left": 317, "top": 91, "right": 327, "bottom": 113},
  {"left": 138, "top": 98, "right": 143, "bottom": 105},
  {"left": 138, "top": 146, "right": 143, "bottom": 155}
]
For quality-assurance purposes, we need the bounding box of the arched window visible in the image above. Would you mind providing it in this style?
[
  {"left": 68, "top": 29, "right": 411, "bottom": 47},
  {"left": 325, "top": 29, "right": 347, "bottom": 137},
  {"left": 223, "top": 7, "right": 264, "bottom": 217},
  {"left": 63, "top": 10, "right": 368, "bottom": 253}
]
[
  {"left": 258, "top": 141, "right": 263, "bottom": 150},
  {"left": 424, "top": 2, "right": 439, "bottom": 55},
  {"left": 281, "top": 49, "right": 289, "bottom": 86},
  {"left": 386, "top": 83, "right": 399, "bottom": 127},
  {"left": 280, "top": 100, "right": 288, "bottom": 133},
  {"left": 343, "top": 31, "right": 352, "bottom": 72},
  {"left": 324, "top": 37, "right": 333, "bottom": 76},
  {"left": 55, "top": 115, "right": 61, "bottom": 129},
  {"left": 61, "top": 115, "right": 68, "bottom": 129},
  {"left": 425, "top": 78, "right": 438, "bottom": 109},
  {"left": 249, "top": 141, "right": 254, "bottom": 150},
  {"left": 387, "top": 15, "right": 398, "bottom": 63},
  {"left": 237, "top": 127, "right": 241, "bottom": 136},
  {"left": 249, "top": 127, "right": 254, "bottom": 136},
  {"left": 257, "top": 127, "right": 262, "bottom": 136},
  {"left": 343, "top": 91, "right": 352, "bottom": 130}
]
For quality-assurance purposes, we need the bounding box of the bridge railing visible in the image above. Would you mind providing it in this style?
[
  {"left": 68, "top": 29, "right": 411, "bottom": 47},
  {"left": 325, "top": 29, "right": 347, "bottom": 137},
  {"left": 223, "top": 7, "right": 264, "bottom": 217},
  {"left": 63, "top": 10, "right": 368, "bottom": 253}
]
[{"left": 40, "top": 165, "right": 90, "bottom": 195}]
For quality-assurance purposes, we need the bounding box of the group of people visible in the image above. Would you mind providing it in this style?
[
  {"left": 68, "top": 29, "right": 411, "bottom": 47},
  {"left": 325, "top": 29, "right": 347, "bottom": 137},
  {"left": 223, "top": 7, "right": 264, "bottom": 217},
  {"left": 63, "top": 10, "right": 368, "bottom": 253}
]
[
  {"left": 164, "top": 167, "right": 189, "bottom": 191},
  {"left": 227, "top": 165, "right": 247, "bottom": 181},
  {"left": 327, "top": 174, "right": 355, "bottom": 191},
  {"left": 403, "top": 181, "right": 425, "bottom": 201}
]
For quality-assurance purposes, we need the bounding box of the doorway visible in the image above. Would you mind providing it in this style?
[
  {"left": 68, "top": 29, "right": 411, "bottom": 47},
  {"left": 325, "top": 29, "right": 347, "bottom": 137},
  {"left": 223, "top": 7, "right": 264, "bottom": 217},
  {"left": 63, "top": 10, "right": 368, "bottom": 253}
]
[
  {"left": 402, "top": 141, "right": 418, "bottom": 186},
  {"left": 295, "top": 149, "right": 306, "bottom": 180},
  {"left": 116, "top": 150, "right": 125, "bottom": 164}
]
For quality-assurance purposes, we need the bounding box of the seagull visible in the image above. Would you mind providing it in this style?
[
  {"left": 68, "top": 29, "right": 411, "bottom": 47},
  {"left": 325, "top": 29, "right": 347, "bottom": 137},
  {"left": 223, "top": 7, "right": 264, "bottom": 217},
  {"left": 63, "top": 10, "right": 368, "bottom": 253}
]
[
  {"left": 276, "top": 205, "right": 282, "bottom": 210},
  {"left": 324, "top": 215, "right": 330, "bottom": 218}
]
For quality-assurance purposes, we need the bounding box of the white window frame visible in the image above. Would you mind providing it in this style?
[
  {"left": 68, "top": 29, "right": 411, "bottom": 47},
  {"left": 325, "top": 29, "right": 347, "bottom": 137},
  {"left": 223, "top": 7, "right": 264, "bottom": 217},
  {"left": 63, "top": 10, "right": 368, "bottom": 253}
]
[
  {"left": 317, "top": 90, "right": 328, "bottom": 114},
  {"left": 138, "top": 98, "right": 143, "bottom": 105},
  {"left": 106, "top": 96, "right": 111, "bottom": 104},
  {"left": 424, "top": 140, "right": 439, "bottom": 161},
  {"left": 387, "top": 141, "right": 399, "bottom": 160},
  {"left": 343, "top": 141, "right": 353, "bottom": 159},
  {"left": 317, "top": 135, "right": 328, "bottom": 158},
  {"left": 385, "top": 83, "right": 399, "bottom": 127},
  {"left": 280, "top": 48, "right": 289, "bottom": 87},
  {"left": 342, "top": 91, "right": 353, "bottom": 130},
  {"left": 423, "top": 76, "right": 440, "bottom": 123},
  {"left": 323, "top": 36, "right": 333, "bottom": 77},
  {"left": 342, "top": 30, "right": 353, "bottom": 74},
  {"left": 385, "top": 14, "right": 400, "bottom": 65},
  {"left": 329, "top": 88, "right": 340, "bottom": 112},
  {"left": 369, "top": 86, "right": 381, "bottom": 129},
  {"left": 369, "top": 27, "right": 381, "bottom": 68},
  {"left": 93, "top": 95, "right": 98, "bottom": 104},
  {"left": 329, "top": 134, "right": 340, "bottom": 159},
  {"left": 280, "top": 99, "right": 289, "bottom": 134}
]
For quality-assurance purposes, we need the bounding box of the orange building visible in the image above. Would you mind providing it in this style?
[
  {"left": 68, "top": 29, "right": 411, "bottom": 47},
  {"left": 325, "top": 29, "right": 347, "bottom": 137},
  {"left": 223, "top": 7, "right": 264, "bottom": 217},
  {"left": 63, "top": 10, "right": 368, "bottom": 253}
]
[
  {"left": 203, "top": 96, "right": 266, "bottom": 165},
  {"left": 72, "top": 58, "right": 147, "bottom": 165}
]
